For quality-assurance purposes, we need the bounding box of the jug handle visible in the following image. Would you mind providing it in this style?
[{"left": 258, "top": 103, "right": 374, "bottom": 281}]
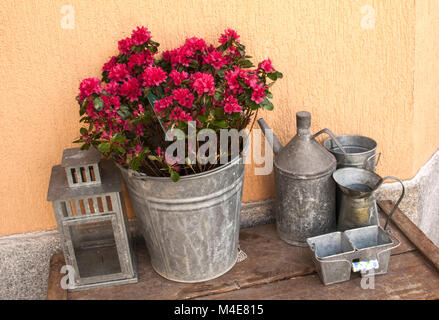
[
  {"left": 312, "top": 128, "right": 347, "bottom": 165},
  {"left": 364, "top": 152, "right": 381, "bottom": 170},
  {"left": 380, "top": 176, "right": 405, "bottom": 230}
]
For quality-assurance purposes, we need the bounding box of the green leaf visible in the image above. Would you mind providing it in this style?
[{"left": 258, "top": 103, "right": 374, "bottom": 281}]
[
  {"left": 113, "top": 133, "right": 126, "bottom": 144},
  {"left": 80, "top": 127, "right": 88, "bottom": 136},
  {"left": 93, "top": 97, "right": 104, "bottom": 110},
  {"left": 148, "top": 155, "right": 160, "bottom": 161},
  {"left": 80, "top": 144, "right": 90, "bottom": 150},
  {"left": 97, "top": 142, "right": 111, "bottom": 153},
  {"left": 131, "top": 157, "right": 142, "bottom": 171},
  {"left": 169, "top": 169, "right": 180, "bottom": 182},
  {"left": 261, "top": 98, "right": 274, "bottom": 111},
  {"left": 267, "top": 72, "right": 278, "bottom": 81},
  {"left": 115, "top": 145, "right": 125, "bottom": 153},
  {"left": 276, "top": 71, "right": 283, "bottom": 79},
  {"left": 213, "top": 120, "right": 229, "bottom": 128}
]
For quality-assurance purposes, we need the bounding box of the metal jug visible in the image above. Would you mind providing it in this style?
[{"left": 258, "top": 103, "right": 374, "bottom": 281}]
[
  {"left": 333, "top": 167, "right": 405, "bottom": 231},
  {"left": 258, "top": 111, "right": 346, "bottom": 246}
]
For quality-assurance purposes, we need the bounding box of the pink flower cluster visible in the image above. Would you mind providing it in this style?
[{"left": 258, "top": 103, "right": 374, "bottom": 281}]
[{"left": 77, "top": 26, "right": 281, "bottom": 174}]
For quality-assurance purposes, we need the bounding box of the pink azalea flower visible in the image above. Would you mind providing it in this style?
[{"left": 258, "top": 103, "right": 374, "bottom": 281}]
[
  {"left": 104, "top": 81, "right": 119, "bottom": 95},
  {"left": 259, "top": 58, "right": 275, "bottom": 73},
  {"left": 141, "top": 66, "right": 167, "bottom": 86},
  {"left": 219, "top": 28, "right": 240, "bottom": 44},
  {"left": 130, "top": 26, "right": 151, "bottom": 45},
  {"left": 251, "top": 83, "right": 266, "bottom": 104},
  {"left": 118, "top": 37, "right": 133, "bottom": 54},
  {"left": 184, "top": 37, "right": 207, "bottom": 52},
  {"left": 203, "top": 50, "right": 228, "bottom": 70},
  {"left": 154, "top": 96, "right": 174, "bottom": 113},
  {"left": 127, "top": 52, "right": 153, "bottom": 71},
  {"left": 108, "top": 63, "right": 129, "bottom": 82},
  {"left": 169, "top": 70, "right": 189, "bottom": 86},
  {"left": 103, "top": 56, "right": 118, "bottom": 72},
  {"left": 191, "top": 72, "right": 215, "bottom": 96},
  {"left": 79, "top": 78, "right": 102, "bottom": 101},
  {"left": 172, "top": 88, "right": 194, "bottom": 108},
  {"left": 119, "top": 77, "right": 142, "bottom": 102},
  {"left": 223, "top": 95, "right": 242, "bottom": 114},
  {"left": 169, "top": 106, "right": 193, "bottom": 122}
]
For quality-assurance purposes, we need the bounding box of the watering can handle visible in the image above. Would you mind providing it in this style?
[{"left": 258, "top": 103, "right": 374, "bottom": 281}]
[
  {"left": 364, "top": 152, "right": 381, "bottom": 170},
  {"left": 380, "top": 176, "right": 405, "bottom": 230},
  {"left": 312, "top": 128, "right": 347, "bottom": 165}
]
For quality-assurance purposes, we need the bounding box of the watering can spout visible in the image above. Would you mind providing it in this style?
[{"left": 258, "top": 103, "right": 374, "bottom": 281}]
[{"left": 257, "top": 118, "right": 283, "bottom": 155}]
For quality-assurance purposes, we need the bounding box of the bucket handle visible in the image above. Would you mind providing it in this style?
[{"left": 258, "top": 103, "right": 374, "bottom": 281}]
[
  {"left": 309, "top": 243, "right": 352, "bottom": 266},
  {"left": 379, "top": 176, "right": 405, "bottom": 230},
  {"left": 376, "top": 229, "right": 401, "bottom": 262},
  {"left": 364, "top": 152, "right": 381, "bottom": 170},
  {"left": 312, "top": 129, "right": 347, "bottom": 165}
]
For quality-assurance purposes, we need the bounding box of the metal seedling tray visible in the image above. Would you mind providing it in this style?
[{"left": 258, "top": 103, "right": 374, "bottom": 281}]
[
  {"left": 307, "top": 232, "right": 355, "bottom": 285},
  {"left": 345, "top": 225, "right": 400, "bottom": 277}
]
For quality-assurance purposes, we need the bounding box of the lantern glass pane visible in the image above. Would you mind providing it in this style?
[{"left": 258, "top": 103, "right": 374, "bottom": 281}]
[{"left": 69, "top": 220, "right": 121, "bottom": 278}]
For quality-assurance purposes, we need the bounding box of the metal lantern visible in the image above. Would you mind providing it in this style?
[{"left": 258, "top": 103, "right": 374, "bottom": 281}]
[{"left": 47, "top": 147, "right": 137, "bottom": 291}]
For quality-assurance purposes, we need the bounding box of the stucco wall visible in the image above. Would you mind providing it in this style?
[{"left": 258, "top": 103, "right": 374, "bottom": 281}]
[{"left": 0, "top": 0, "right": 437, "bottom": 237}]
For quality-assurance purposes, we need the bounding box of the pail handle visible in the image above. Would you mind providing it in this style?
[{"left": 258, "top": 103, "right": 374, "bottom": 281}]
[
  {"left": 310, "top": 243, "right": 352, "bottom": 266},
  {"left": 380, "top": 176, "right": 405, "bottom": 230},
  {"left": 377, "top": 229, "right": 401, "bottom": 260},
  {"left": 364, "top": 152, "right": 381, "bottom": 170},
  {"left": 312, "top": 129, "right": 347, "bottom": 165}
]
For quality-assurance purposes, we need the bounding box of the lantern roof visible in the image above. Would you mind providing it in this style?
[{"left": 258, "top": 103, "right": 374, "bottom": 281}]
[
  {"left": 47, "top": 159, "right": 122, "bottom": 201},
  {"left": 61, "top": 147, "right": 101, "bottom": 168}
]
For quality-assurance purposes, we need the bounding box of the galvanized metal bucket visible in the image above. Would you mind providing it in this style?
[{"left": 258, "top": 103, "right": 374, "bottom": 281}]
[
  {"left": 323, "top": 135, "right": 381, "bottom": 171},
  {"left": 118, "top": 155, "right": 245, "bottom": 283}
]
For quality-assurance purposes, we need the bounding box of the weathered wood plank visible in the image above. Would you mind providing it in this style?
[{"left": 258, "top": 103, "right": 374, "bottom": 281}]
[
  {"left": 65, "top": 216, "right": 415, "bottom": 300},
  {"left": 378, "top": 200, "right": 439, "bottom": 272},
  {"left": 46, "top": 253, "right": 67, "bottom": 300},
  {"left": 198, "top": 251, "right": 439, "bottom": 300},
  {"left": 68, "top": 224, "right": 316, "bottom": 300}
]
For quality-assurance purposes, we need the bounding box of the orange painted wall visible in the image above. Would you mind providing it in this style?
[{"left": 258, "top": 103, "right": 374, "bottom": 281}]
[{"left": 0, "top": 0, "right": 437, "bottom": 237}]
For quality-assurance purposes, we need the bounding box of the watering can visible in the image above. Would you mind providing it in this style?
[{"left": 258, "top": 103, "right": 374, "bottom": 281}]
[
  {"left": 258, "top": 111, "right": 347, "bottom": 246},
  {"left": 332, "top": 167, "right": 405, "bottom": 231}
]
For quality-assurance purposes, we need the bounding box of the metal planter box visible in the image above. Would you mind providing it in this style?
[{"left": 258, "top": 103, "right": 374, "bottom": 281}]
[{"left": 307, "top": 232, "right": 355, "bottom": 285}]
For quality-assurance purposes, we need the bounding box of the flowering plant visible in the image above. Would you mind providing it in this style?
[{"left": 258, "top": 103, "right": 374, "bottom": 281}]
[{"left": 75, "top": 27, "right": 282, "bottom": 181}]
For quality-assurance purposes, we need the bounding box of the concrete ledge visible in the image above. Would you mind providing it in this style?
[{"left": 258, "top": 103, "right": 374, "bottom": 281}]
[
  {"left": 0, "top": 231, "right": 61, "bottom": 300},
  {"left": 376, "top": 150, "right": 439, "bottom": 246}
]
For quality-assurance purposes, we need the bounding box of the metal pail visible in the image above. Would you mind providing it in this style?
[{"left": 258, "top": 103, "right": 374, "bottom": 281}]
[
  {"left": 118, "top": 155, "right": 245, "bottom": 283},
  {"left": 323, "top": 135, "right": 380, "bottom": 171}
]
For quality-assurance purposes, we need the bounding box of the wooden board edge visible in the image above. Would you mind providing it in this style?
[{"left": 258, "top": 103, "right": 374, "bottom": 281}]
[
  {"left": 378, "top": 200, "right": 439, "bottom": 272},
  {"left": 46, "top": 253, "right": 68, "bottom": 300}
]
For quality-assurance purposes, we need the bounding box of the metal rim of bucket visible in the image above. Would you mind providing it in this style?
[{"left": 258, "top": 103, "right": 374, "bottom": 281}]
[{"left": 323, "top": 134, "right": 377, "bottom": 156}]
